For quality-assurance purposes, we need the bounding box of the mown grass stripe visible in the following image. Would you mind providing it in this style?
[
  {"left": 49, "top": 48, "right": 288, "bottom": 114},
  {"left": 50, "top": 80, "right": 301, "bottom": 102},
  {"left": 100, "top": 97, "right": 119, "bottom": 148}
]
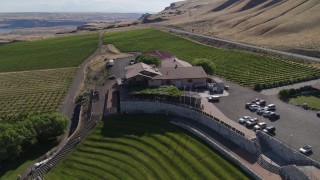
[
  {"left": 83, "top": 139, "right": 172, "bottom": 179},
  {"left": 71, "top": 152, "right": 144, "bottom": 179}
]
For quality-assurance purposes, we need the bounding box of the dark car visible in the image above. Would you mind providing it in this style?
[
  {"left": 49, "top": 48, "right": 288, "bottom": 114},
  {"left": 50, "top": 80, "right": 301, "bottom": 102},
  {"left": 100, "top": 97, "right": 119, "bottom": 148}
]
[
  {"left": 299, "top": 145, "right": 313, "bottom": 155},
  {"left": 245, "top": 102, "right": 252, "bottom": 109},
  {"left": 256, "top": 100, "right": 266, "bottom": 106},
  {"left": 269, "top": 112, "right": 280, "bottom": 120},
  {"left": 108, "top": 75, "right": 116, "bottom": 80},
  {"left": 317, "top": 111, "right": 320, "bottom": 117},
  {"left": 263, "top": 126, "right": 276, "bottom": 135}
]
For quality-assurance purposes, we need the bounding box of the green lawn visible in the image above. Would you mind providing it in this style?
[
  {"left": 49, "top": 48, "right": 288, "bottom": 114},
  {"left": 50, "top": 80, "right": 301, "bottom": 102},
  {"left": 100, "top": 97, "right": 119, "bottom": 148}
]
[
  {"left": 0, "top": 33, "right": 98, "bottom": 72},
  {"left": 46, "top": 115, "right": 250, "bottom": 179},
  {"left": 103, "top": 29, "right": 320, "bottom": 89},
  {"left": 290, "top": 93, "right": 320, "bottom": 110}
]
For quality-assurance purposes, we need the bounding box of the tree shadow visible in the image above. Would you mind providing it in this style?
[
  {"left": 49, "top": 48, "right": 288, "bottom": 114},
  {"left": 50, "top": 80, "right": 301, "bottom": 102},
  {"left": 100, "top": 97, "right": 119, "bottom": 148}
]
[{"left": 100, "top": 114, "right": 178, "bottom": 138}]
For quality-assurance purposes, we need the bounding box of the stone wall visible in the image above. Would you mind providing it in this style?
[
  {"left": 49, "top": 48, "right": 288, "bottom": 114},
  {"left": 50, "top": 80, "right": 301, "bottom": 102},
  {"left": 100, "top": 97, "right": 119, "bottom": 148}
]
[
  {"left": 121, "top": 101, "right": 259, "bottom": 154},
  {"left": 280, "top": 165, "right": 309, "bottom": 180},
  {"left": 257, "top": 131, "right": 320, "bottom": 168}
]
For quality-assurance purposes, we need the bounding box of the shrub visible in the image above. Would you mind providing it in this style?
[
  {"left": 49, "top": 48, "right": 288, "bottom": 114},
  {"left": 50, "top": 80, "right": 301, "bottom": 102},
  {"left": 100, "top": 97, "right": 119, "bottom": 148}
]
[
  {"left": 192, "top": 58, "right": 216, "bottom": 75},
  {"left": 253, "top": 84, "right": 262, "bottom": 91},
  {"left": 279, "top": 89, "right": 290, "bottom": 101},
  {"left": 136, "top": 54, "right": 160, "bottom": 66}
]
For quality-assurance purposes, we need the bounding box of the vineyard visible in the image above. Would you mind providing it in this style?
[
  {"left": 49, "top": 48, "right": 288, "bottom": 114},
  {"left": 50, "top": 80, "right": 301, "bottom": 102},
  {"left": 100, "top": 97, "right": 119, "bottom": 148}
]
[
  {"left": 0, "top": 33, "right": 98, "bottom": 72},
  {"left": 46, "top": 115, "right": 250, "bottom": 179},
  {"left": 0, "top": 68, "right": 77, "bottom": 115},
  {"left": 103, "top": 29, "right": 320, "bottom": 89}
]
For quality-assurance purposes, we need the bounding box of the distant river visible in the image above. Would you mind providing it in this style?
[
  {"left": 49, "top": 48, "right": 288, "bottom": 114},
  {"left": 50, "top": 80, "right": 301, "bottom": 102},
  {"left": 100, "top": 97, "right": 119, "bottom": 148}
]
[{"left": 0, "top": 28, "right": 16, "bottom": 33}]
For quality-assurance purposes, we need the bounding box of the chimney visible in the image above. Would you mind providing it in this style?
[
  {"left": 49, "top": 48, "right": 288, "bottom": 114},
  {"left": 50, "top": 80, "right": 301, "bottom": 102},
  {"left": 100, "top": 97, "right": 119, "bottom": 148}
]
[
  {"left": 175, "top": 64, "right": 178, "bottom": 69},
  {"left": 166, "top": 71, "right": 169, "bottom": 75}
]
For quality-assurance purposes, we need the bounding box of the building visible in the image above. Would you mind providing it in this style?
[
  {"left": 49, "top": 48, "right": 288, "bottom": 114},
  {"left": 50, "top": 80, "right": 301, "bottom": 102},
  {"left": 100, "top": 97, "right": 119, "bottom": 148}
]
[
  {"left": 161, "top": 58, "right": 192, "bottom": 68},
  {"left": 125, "top": 62, "right": 208, "bottom": 89}
]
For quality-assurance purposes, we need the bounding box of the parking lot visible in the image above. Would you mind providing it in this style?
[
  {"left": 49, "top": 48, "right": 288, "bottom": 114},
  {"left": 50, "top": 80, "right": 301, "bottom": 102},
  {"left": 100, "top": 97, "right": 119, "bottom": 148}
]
[{"left": 212, "top": 80, "right": 320, "bottom": 161}]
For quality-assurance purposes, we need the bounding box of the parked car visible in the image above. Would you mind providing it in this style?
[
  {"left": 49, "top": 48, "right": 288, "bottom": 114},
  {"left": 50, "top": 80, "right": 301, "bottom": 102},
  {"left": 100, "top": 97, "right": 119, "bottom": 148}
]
[
  {"left": 93, "top": 91, "right": 99, "bottom": 101},
  {"left": 208, "top": 95, "right": 220, "bottom": 102},
  {"left": 254, "top": 122, "right": 267, "bottom": 131},
  {"left": 245, "top": 102, "right": 252, "bottom": 109},
  {"left": 239, "top": 116, "right": 251, "bottom": 124},
  {"left": 299, "top": 145, "right": 312, "bottom": 155},
  {"left": 130, "top": 59, "right": 135, "bottom": 65},
  {"left": 249, "top": 104, "right": 259, "bottom": 111},
  {"left": 263, "top": 111, "right": 272, "bottom": 118},
  {"left": 317, "top": 111, "right": 320, "bottom": 117},
  {"left": 263, "top": 126, "right": 276, "bottom": 135},
  {"left": 108, "top": 59, "right": 114, "bottom": 67},
  {"left": 256, "top": 100, "right": 266, "bottom": 106},
  {"left": 252, "top": 98, "right": 261, "bottom": 103},
  {"left": 108, "top": 75, "right": 116, "bottom": 80},
  {"left": 246, "top": 118, "right": 258, "bottom": 127},
  {"left": 266, "top": 104, "right": 276, "bottom": 111},
  {"left": 269, "top": 112, "right": 280, "bottom": 120},
  {"left": 256, "top": 107, "right": 266, "bottom": 115},
  {"left": 224, "top": 85, "right": 230, "bottom": 90}
]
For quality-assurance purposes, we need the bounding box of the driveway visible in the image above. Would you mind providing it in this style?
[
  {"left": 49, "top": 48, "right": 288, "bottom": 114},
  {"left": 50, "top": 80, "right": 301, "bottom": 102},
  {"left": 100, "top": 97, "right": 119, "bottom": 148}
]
[{"left": 212, "top": 80, "right": 320, "bottom": 162}]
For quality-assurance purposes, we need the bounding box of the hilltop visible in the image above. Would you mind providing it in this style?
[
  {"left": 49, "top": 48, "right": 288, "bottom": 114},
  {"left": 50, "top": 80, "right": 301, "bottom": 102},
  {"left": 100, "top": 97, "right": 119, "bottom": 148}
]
[{"left": 143, "top": 0, "right": 320, "bottom": 57}]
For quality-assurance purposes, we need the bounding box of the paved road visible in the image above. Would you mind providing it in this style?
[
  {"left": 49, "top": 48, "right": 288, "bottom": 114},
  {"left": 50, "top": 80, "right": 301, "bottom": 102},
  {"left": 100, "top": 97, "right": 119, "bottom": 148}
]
[
  {"left": 213, "top": 80, "right": 320, "bottom": 162},
  {"left": 261, "top": 79, "right": 320, "bottom": 96},
  {"left": 60, "top": 32, "right": 103, "bottom": 119},
  {"left": 159, "top": 27, "right": 320, "bottom": 62},
  {"left": 20, "top": 32, "right": 103, "bottom": 178}
]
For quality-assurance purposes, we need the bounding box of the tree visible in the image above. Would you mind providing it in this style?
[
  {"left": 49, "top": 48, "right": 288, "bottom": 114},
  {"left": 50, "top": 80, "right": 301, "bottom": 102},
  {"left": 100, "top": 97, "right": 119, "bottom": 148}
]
[
  {"left": 192, "top": 58, "right": 216, "bottom": 75},
  {"left": 0, "top": 113, "right": 69, "bottom": 162},
  {"left": 279, "top": 89, "right": 290, "bottom": 101}
]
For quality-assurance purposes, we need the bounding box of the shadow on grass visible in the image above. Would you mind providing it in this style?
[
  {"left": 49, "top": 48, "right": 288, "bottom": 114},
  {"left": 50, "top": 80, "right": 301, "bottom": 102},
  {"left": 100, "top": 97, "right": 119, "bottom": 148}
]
[
  {"left": 0, "top": 140, "right": 58, "bottom": 178},
  {"left": 100, "top": 114, "right": 177, "bottom": 138}
]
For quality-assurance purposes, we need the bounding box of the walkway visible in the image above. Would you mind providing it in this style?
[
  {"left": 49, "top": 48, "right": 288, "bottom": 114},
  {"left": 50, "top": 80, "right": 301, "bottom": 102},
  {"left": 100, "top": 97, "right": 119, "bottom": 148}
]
[{"left": 201, "top": 98, "right": 256, "bottom": 138}]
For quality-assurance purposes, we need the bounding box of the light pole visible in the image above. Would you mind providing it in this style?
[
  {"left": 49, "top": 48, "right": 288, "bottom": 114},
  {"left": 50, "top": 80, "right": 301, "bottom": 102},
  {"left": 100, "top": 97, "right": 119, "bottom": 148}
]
[
  {"left": 183, "top": 86, "right": 186, "bottom": 105},
  {"left": 289, "top": 134, "right": 293, "bottom": 148}
]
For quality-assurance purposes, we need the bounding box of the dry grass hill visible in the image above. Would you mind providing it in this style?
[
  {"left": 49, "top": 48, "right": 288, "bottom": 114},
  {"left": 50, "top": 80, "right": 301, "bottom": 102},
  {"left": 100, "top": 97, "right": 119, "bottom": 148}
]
[{"left": 145, "top": 0, "right": 320, "bottom": 57}]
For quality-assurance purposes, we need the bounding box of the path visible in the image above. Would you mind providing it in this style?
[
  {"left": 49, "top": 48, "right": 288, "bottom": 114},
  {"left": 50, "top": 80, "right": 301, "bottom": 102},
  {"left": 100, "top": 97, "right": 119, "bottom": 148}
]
[
  {"left": 159, "top": 27, "right": 320, "bottom": 62},
  {"left": 261, "top": 79, "right": 320, "bottom": 96}
]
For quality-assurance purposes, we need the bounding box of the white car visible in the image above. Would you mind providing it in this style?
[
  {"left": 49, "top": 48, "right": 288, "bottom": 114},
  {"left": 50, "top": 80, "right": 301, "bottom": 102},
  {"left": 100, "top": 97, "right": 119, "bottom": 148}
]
[
  {"left": 299, "top": 145, "right": 312, "bottom": 155},
  {"left": 239, "top": 116, "right": 251, "bottom": 124},
  {"left": 246, "top": 118, "right": 258, "bottom": 127},
  {"left": 249, "top": 104, "right": 259, "bottom": 111},
  {"left": 254, "top": 122, "right": 267, "bottom": 131}
]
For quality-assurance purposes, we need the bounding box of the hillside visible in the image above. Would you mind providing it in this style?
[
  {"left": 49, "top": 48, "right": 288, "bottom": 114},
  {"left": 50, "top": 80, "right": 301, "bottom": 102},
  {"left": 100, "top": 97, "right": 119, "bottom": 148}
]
[{"left": 145, "top": 0, "right": 320, "bottom": 57}]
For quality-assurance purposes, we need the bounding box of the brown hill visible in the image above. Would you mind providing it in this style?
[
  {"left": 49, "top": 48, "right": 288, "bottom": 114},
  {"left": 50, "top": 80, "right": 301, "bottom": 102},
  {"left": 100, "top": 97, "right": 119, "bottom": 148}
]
[{"left": 145, "top": 0, "right": 320, "bottom": 56}]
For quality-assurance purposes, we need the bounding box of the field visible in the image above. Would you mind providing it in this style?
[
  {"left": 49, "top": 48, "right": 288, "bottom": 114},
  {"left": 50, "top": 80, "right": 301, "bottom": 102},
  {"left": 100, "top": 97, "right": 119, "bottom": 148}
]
[
  {"left": 0, "top": 68, "right": 77, "bottom": 115},
  {"left": 46, "top": 115, "right": 250, "bottom": 179},
  {"left": 290, "top": 93, "right": 320, "bottom": 110},
  {"left": 103, "top": 29, "right": 320, "bottom": 88},
  {"left": 0, "top": 33, "right": 98, "bottom": 72}
]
